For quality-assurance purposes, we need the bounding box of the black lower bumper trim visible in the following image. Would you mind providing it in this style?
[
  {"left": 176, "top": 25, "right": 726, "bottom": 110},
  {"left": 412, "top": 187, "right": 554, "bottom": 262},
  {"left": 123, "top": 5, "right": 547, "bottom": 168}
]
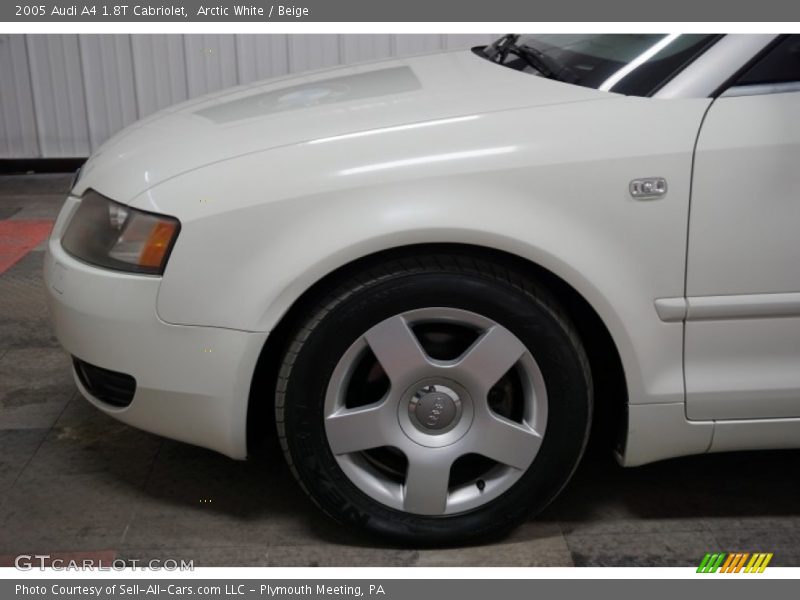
[{"left": 72, "top": 357, "right": 136, "bottom": 408}]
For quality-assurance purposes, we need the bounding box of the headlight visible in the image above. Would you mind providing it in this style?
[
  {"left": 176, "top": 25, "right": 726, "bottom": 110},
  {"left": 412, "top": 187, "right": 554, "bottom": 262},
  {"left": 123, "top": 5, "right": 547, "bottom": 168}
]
[{"left": 61, "top": 190, "right": 180, "bottom": 275}]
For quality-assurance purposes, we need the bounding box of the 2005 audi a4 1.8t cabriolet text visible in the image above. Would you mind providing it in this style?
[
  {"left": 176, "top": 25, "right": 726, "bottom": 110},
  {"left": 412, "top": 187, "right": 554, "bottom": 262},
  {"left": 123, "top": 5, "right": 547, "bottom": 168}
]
[{"left": 45, "top": 34, "right": 800, "bottom": 544}]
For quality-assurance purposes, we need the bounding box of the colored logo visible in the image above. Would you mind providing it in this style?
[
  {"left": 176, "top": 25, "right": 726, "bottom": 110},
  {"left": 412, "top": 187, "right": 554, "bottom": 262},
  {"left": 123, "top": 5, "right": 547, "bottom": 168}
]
[{"left": 697, "top": 552, "right": 773, "bottom": 573}]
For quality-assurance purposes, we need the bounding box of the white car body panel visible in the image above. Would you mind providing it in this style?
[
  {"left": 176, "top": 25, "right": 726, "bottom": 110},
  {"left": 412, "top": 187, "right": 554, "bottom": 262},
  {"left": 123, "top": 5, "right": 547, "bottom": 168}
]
[
  {"left": 75, "top": 52, "right": 606, "bottom": 203},
  {"left": 45, "top": 200, "right": 264, "bottom": 458},
  {"left": 142, "top": 94, "right": 709, "bottom": 430},
  {"left": 45, "top": 43, "right": 800, "bottom": 465},
  {"left": 686, "top": 90, "right": 800, "bottom": 421}
]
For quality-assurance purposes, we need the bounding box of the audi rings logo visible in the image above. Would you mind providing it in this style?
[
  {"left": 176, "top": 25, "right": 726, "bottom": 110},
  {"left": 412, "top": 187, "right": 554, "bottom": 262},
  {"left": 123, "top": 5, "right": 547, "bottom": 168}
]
[{"left": 424, "top": 398, "right": 447, "bottom": 426}]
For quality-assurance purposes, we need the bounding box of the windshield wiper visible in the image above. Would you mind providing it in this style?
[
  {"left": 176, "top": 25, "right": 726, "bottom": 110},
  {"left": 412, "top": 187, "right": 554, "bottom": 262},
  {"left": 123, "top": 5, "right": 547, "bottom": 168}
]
[{"left": 484, "top": 34, "right": 577, "bottom": 84}]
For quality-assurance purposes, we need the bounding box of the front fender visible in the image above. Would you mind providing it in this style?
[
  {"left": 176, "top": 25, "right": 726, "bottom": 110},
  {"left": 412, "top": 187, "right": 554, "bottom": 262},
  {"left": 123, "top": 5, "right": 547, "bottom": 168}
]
[{"left": 135, "top": 96, "right": 709, "bottom": 408}]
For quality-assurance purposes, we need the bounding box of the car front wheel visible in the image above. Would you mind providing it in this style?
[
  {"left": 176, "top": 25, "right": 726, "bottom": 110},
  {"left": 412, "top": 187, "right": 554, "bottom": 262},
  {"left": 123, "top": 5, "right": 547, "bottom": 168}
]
[{"left": 276, "top": 253, "right": 592, "bottom": 544}]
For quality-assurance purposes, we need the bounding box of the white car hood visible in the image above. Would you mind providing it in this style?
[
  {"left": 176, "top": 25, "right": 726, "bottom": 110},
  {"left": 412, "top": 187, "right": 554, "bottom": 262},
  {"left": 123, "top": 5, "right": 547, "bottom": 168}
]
[{"left": 76, "top": 50, "right": 610, "bottom": 202}]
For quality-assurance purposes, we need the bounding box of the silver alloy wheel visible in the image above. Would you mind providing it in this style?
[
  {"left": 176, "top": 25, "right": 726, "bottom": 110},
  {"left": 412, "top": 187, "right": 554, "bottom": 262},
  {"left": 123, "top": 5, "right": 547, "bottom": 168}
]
[{"left": 324, "top": 307, "right": 548, "bottom": 516}]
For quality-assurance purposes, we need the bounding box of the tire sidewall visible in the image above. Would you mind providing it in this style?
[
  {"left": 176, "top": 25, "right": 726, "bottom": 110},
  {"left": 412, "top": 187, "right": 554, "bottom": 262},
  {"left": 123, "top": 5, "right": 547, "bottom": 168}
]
[{"left": 281, "top": 269, "right": 591, "bottom": 544}]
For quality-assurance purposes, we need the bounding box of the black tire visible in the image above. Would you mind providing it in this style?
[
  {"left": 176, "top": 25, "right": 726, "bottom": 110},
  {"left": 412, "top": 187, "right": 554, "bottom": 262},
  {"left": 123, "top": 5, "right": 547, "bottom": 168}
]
[{"left": 276, "top": 252, "right": 592, "bottom": 545}]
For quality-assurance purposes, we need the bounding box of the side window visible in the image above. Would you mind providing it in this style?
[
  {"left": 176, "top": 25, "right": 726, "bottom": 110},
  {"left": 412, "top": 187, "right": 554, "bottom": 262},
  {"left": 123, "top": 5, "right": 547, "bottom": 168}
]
[{"left": 736, "top": 35, "right": 800, "bottom": 86}]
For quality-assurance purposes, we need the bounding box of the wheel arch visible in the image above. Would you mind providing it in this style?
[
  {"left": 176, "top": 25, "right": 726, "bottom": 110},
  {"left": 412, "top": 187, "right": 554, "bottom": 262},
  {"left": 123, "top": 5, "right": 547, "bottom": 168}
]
[{"left": 246, "top": 243, "right": 629, "bottom": 459}]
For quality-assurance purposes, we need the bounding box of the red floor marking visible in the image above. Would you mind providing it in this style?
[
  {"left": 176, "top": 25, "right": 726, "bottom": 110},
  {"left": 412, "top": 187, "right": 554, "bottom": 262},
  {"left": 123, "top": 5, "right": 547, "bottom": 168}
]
[
  {"left": 0, "top": 550, "right": 117, "bottom": 567},
  {"left": 0, "top": 220, "right": 54, "bottom": 274}
]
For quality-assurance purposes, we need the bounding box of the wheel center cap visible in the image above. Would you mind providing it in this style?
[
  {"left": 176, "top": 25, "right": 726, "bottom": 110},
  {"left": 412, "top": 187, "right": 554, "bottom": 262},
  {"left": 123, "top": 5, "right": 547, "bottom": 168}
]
[{"left": 409, "top": 385, "right": 461, "bottom": 433}]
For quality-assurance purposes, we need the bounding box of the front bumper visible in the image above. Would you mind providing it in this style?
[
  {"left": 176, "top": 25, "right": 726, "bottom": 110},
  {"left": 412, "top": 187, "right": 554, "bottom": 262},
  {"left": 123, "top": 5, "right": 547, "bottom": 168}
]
[{"left": 44, "top": 197, "right": 267, "bottom": 459}]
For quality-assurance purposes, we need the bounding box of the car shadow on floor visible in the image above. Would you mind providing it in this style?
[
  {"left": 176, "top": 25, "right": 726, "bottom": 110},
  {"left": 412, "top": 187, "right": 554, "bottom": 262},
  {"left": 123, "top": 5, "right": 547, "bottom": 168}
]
[
  {"left": 552, "top": 446, "right": 800, "bottom": 525},
  {"left": 4, "top": 384, "right": 800, "bottom": 563},
  {"left": 85, "top": 404, "right": 800, "bottom": 549}
]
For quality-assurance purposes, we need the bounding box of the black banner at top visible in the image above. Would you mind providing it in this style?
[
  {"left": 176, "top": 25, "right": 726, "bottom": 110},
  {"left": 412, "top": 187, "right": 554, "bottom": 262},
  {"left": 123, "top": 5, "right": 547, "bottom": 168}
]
[{"left": 3, "top": 0, "right": 800, "bottom": 22}]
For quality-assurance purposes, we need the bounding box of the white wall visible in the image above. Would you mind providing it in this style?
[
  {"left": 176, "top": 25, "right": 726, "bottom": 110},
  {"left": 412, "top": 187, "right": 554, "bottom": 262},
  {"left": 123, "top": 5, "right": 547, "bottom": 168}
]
[{"left": 0, "top": 34, "right": 499, "bottom": 159}]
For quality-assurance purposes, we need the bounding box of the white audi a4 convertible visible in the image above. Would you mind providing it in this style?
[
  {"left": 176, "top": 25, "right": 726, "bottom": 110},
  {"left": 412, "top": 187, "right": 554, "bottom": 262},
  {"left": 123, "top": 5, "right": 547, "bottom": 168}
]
[{"left": 45, "top": 34, "right": 800, "bottom": 543}]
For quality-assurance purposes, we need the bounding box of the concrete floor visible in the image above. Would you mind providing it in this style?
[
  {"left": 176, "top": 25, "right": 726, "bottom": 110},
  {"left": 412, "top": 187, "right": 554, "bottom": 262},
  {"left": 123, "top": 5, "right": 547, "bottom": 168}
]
[{"left": 0, "top": 173, "right": 799, "bottom": 567}]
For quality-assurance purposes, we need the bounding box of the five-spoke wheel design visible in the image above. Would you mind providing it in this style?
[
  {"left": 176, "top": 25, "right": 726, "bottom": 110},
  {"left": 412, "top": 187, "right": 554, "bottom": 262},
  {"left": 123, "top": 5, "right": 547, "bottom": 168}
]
[
  {"left": 324, "top": 307, "right": 547, "bottom": 515},
  {"left": 276, "top": 254, "right": 592, "bottom": 543}
]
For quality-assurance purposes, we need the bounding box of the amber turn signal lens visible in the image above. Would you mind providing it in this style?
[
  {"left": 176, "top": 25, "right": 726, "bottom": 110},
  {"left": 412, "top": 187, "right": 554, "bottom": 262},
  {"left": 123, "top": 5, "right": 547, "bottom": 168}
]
[{"left": 139, "top": 221, "right": 179, "bottom": 269}]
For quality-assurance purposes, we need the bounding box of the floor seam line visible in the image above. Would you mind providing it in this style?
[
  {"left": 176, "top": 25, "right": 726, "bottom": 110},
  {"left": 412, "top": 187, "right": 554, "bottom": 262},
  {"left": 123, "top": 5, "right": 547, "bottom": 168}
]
[
  {"left": 119, "top": 439, "right": 166, "bottom": 546},
  {"left": 0, "top": 390, "right": 74, "bottom": 514}
]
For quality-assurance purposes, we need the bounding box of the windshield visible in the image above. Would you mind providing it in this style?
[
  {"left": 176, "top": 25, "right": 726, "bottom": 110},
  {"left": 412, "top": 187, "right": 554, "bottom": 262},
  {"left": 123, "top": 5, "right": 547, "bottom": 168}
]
[{"left": 482, "top": 34, "right": 720, "bottom": 97}]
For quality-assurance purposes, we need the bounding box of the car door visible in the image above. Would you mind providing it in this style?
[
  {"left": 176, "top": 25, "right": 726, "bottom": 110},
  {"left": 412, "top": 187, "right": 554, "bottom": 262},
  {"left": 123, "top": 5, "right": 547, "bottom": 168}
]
[{"left": 686, "top": 35, "right": 800, "bottom": 420}]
